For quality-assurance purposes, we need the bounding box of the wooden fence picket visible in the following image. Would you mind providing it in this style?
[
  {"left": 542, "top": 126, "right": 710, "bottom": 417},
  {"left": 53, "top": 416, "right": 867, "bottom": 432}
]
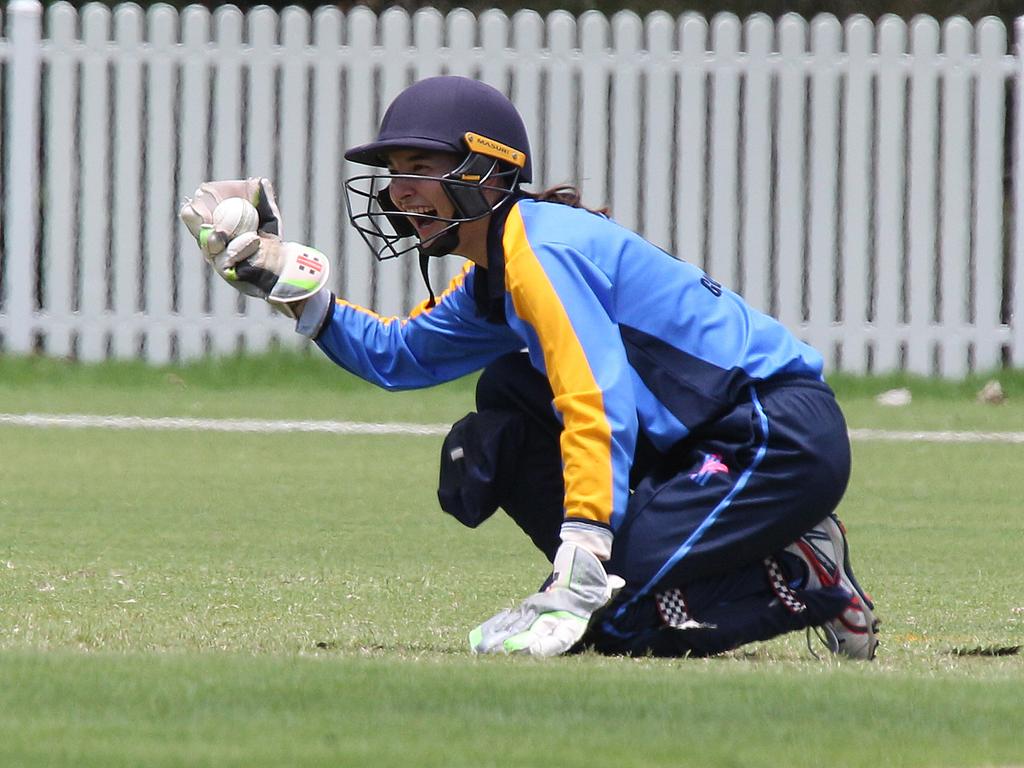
[
  {"left": 78, "top": 5, "right": 112, "bottom": 362},
  {"left": 511, "top": 11, "right": 544, "bottom": 206},
  {"left": 280, "top": 8, "right": 313, "bottom": 248},
  {"left": 740, "top": 14, "right": 773, "bottom": 315},
  {"left": 143, "top": 4, "right": 178, "bottom": 364},
  {"left": 547, "top": 12, "right": 577, "bottom": 191},
  {"left": 578, "top": 11, "right": 610, "bottom": 215},
  {"left": 774, "top": 14, "right": 807, "bottom": 337},
  {"left": 839, "top": 15, "right": 873, "bottom": 373},
  {"left": 177, "top": 5, "right": 212, "bottom": 360},
  {"left": 42, "top": 3, "right": 78, "bottom": 358},
  {"left": 806, "top": 15, "right": 841, "bottom": 364},
  {"left": 209, "top": 5, "right": 247, "bottom": 355},
  {"left": 708, "top": 13, "right": 741, "bottom": 291},
  {"left": 675, "top": 13, "right": 708, "bottom": 272},
  {"left": 242, "top": 6, "right": 282, "bottom": 348},
  {"left": 905, "top": 17, "right": 940, "bottom": 375},
  {"left": 874, "top": 16, "right": 908, "bottom": 373},
  {"left": 939, "top": 18, "right": 973, "bottom": 377},
  {"left": 2, "top": 0, "right": 40, "bottom": 356},
  {"left": 340, "top": 7, "right": 377, "bottom": 312},
  {"left": 1015, "top": 18, "right": 1024, "bottom": 371},
  {"left": 376, "top": 8, "right": 412, "bottom": 317},
  {"left": 310, "top": 8, "right": 344, "bottom": 303},
  {"left": 973, "top": 18, "right": 1008, "bottom": 372},
  {"left": 609, "top": 12, "right": 642, "bottom": 234},
  {"left": 643, "top": 13, "right": 676, "bottom": 254}
]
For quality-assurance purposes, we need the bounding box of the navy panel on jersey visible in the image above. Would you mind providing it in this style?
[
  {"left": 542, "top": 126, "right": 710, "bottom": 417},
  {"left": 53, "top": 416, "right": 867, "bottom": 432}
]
[{"left": 620, "top": 323, "right": 756, "bottom": 433}]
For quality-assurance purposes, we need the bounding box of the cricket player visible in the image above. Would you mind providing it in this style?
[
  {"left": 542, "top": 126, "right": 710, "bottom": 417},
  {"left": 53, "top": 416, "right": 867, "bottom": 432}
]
[{"left": 181, "top": 76, "right": 879, "bottom": 660}]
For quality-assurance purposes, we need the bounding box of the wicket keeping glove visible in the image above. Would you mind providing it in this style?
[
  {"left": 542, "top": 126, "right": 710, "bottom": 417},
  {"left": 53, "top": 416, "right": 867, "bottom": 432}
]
[
  {"left": 469, "top": 542, "right": 620, "bottom": 657},
  {"left": 179, "top": 179, "right": 330, "bottom": 319},
  {"left": 179, "top": 177, "right": 283, "bottom": 257},
  {"left": 210, "top": 231, "right": 331, "bottom": 319}
]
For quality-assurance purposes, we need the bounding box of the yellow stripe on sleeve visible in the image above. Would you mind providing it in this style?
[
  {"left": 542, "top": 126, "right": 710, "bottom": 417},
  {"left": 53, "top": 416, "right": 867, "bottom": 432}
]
[
  {"left": 408, "top": 262, "right": 474, "bottom": 320},
  {"left": 334, "top": 262, "right": 473, "bottom": 325},
  {"left": 502, "top": 206, "right": 615, "bottom": 527}
]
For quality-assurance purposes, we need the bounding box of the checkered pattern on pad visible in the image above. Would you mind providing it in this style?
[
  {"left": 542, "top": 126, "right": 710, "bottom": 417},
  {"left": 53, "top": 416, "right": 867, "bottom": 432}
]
[
  {"left": 765, "top": 556, "right": 806, "bottom": 614},
  {"left": 655, "top": 588, "right": 692, "bottom": 628}
]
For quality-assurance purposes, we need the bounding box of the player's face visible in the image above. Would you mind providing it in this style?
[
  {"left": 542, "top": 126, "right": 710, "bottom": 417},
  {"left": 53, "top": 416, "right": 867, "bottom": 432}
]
[{"left": 386, "top": 149, "right": 460, "bottom": 243}]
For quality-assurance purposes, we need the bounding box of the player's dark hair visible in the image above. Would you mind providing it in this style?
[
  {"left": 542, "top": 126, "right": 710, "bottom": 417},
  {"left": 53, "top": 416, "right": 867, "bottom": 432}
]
[{"left": 527, "top": 184, "right": 609, "bottom": 217}]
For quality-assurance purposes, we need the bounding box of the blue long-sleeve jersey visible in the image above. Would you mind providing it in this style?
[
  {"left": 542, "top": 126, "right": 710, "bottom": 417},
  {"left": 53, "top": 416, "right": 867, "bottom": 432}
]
[{"left": 315, "top": 197, "right": 823, "bottom": 535}]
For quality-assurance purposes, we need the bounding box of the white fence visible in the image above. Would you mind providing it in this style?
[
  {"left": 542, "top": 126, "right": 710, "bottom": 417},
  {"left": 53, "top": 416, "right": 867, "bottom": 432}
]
[{"left": 0, "top": 1, "right": 1021, "bottom": 375}]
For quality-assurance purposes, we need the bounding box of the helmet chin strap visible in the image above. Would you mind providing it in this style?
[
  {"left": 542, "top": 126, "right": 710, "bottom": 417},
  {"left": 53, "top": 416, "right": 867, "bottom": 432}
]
[{"left": 417, "top": 225, "right": 462, "bottom": 307}]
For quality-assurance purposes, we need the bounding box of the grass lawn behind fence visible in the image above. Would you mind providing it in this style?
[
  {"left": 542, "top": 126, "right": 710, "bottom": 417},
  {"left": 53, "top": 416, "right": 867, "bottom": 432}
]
[{"left": 0, "top": 353, "right": 1022, "bottom": 767}]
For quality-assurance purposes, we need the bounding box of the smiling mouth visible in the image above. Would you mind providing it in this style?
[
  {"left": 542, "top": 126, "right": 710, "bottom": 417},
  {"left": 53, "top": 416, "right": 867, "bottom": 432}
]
[
  {"left": 403, "top": 204, "right": 436, "bottom": 216},
  {"left": 403, "top": 209, "right": 441, "bottom": 237}
]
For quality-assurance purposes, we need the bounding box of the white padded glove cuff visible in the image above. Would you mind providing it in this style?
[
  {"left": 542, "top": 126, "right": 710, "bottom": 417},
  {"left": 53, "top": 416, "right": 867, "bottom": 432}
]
[
  {"left": 295, "top": 287, "right": 333, "bottom": 339},
  {"left": 560, "top": 521, "right": 613, "bottom": 561}
]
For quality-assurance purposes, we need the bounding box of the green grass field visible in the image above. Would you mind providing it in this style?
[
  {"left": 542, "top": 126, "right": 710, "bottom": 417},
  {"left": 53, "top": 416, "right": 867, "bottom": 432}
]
[{"left": 1, "top": 353, "right": 1022, "bottom": 767}]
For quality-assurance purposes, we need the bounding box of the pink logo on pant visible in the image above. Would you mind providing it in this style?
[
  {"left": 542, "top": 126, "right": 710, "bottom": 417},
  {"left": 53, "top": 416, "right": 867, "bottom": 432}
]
[{"left": 689, "top": 453, "right": 729, "bottom": 486}]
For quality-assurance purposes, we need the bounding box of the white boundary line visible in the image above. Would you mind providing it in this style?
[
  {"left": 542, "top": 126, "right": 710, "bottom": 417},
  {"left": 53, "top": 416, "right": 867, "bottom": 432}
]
[
  {"left": 0, "top": 413, "right": 450, "bottom": 436},
  {"left": 848, "top": 428, "right": 1024, "bottom": 444},
  {"left": 3, "top": 413, "right": 1024, "bottom": 443}
]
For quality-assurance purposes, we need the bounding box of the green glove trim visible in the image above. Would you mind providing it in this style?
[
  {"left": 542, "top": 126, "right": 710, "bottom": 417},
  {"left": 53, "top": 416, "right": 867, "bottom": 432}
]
[
  {"left": 468, "top": 626, "right": 484, "bottom": 651},
  {"left": 501, "top": 611, "right": 588, "bottom": 653},
  {"left": 198, "top": 226, "right": 212, "bottom": 250},
  {"left": 280, "top": 276, "right": 321, "bottom": 292}
]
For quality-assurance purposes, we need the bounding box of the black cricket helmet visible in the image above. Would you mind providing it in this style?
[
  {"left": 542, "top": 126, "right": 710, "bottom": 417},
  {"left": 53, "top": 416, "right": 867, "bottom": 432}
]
[{"left": 344, "top": 76, "right": 532, "bottom": 262}]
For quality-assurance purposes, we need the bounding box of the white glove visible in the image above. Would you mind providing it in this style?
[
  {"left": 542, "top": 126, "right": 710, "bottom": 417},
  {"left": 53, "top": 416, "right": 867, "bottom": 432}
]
[
  {"left": 179, "top": 179, "right": 329, "bottom": 319},
  {"left": 179, "top": 177, "right": 283, "bottom": 257},
  {"left": 469, "top": 542, "right": 620, "bottom": 657},
  {"left": 211, "top": 231, "right": 330, "bottom": 319}
]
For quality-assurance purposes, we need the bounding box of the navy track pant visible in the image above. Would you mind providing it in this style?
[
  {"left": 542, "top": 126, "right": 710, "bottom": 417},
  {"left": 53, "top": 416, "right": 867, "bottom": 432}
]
[{"left": 451, "top": 351, "right": 852, "bottom": 602}]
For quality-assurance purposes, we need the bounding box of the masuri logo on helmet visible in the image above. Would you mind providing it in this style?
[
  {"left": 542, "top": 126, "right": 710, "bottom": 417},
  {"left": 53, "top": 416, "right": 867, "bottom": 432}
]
[{"left": 463, "top": 132, "right": 528, "bottom": 170}]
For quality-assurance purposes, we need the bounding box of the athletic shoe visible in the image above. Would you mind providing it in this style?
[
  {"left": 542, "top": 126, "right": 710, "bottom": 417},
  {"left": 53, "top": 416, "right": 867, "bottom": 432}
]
[{"left": 787, "top": 515, "right": 880, "bottom": 660}]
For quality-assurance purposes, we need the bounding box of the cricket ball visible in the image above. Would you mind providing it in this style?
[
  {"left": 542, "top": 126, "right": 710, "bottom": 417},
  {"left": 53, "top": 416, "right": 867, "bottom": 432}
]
[{"left": 212, "top": 197, "right": 260, "bottom": 240}]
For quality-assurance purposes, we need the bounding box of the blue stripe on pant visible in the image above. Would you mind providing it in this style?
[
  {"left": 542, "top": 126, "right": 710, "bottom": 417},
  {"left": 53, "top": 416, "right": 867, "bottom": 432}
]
[
  {"left": 610, "top": 387, "right": 772, "bottom": 619},
  {"left": 606, "top": 376, "right": 851, "bottom": 599}
]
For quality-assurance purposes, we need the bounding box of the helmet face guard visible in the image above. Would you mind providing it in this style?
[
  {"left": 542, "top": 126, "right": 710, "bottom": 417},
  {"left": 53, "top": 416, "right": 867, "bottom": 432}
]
[
  {"left": 343, "top": 76, "right": 532, "bottom": 261},
  {"left": 345, "top": 152, "right": 522, "bottom": 261}
]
